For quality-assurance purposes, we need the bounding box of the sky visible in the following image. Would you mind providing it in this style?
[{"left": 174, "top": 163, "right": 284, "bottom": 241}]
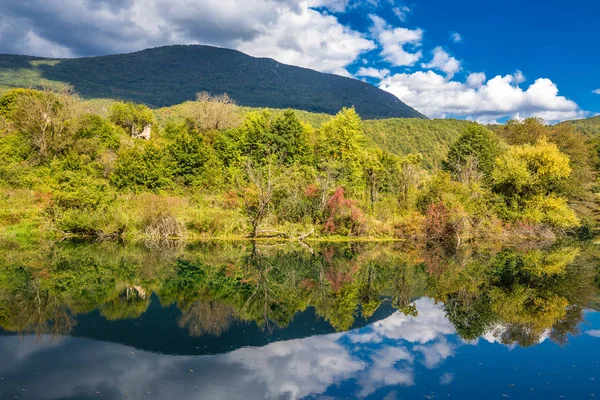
[{"left": 0, "top": 0, "right": 597, "bottom": 122}]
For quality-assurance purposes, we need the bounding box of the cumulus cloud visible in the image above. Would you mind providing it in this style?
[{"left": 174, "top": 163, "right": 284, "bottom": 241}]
[
  {"left": 587, "top": 329, "right": 600, "bottom": 337},
  {"left": 513, "top": 70, "right": 526, "bottom": 85},
  {"left": 356, "top": 66, "right": 390, "bottom": 79},
  {"left": 237, "top": 6, "right": 375, "bottom": 76},
  {"left": 379, "top": 70, "right": 585, "bottom": 122},
  {"left": 450, "top": 32, "right": 462, "bottom": 43},
  {"left": 369, "top": 14, "right": 423, "bottom": 66},
  {"left": 0, "top": 0, "right": 374, "bottom": 76},
  {"left": 421, "top": 47, "right": 461, "bottom": 78},
  {"left": 593, "top": 89, "right": 600, "bottom": 95}
]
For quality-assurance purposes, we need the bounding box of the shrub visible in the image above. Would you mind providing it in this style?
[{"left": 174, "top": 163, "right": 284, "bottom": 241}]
[
  {"left": 52, "top": 172, "right": 112, "bottom": 212},
  {"left": 138, "top": 195, "right": 186, "bottom": 238},
  {"left": 323, "top": 187, "right": 366, "bottom": 236},
  {"left": 111, "top": 145, "right": 173, "bottom": 191},
  {"left": 75, "top": 114, "right": 121, "bottom": 151}
]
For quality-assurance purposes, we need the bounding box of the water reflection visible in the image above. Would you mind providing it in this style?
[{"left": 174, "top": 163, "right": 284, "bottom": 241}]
[
  {"left": 0, "top": 240, "right": 599, "bottom": 398},
  {"left": 0, "top": 299, "right": 599, "bottom": 399}
]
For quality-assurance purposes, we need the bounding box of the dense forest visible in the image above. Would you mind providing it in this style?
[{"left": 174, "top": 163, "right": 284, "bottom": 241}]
[
  {"left": 0, "top": 45, "right": 425, "bottom": 119},
  {"left": 1, "top": 86, "right": 599, "bottom": 244}
]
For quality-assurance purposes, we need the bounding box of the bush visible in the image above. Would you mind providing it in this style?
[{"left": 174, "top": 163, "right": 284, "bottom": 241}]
[
  {"left": 76, "top": 114, "right": 121, "bottom": 151},
  {"left": 52, "top": 172, "right": 112, "bottom": 212},
  {"left": 137, "top": 195, "right": 186, "bottom": 238},
  {"left": 323, "top": 187, "right": 366, "bottom": 236},
  {"left": 522, "top": 196, "right": 580, "bottom": 230},
  {"left": 187, "top": 207, "right": 247, "bottom": 237},
  {"left": 111, "top": 145, "right": 173, "bottom": 191}
]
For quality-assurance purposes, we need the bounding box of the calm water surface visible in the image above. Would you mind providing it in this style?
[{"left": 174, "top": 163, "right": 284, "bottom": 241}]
[{"left": 0, "top": 240, "right": 599, "bottom": 399}]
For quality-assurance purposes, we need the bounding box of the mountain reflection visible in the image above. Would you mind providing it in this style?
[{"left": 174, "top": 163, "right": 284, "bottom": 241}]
[{"left": 0, "top": 298, "right": 599, "bottom": 400}]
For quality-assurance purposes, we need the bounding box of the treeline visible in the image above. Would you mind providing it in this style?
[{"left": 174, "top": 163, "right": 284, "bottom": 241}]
[{"left": 0, "top": 87, "right": 598, "bottom": 241}]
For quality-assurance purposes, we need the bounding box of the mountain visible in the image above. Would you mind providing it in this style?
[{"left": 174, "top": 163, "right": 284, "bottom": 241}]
[
  {"left": 557, "top": 115, "right": 600, "bottom": 137},
  {"left": 0, "top": 45, "right": 426, "bottom": 120}
]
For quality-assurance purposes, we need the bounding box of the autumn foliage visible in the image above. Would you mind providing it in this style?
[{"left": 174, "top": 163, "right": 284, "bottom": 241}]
[{"left": 324, "top": 187, "right": 365, "bottom": 235}]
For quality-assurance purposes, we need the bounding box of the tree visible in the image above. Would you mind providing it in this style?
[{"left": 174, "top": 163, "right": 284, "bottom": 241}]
[
  {"left": 239, "top": 110, "right": 272, "bottom": 163},
  {"left": 109, "top": 102, "right": 154, "bottom": 138},
  {"left": 491, "top": 138, "right": 579, "bottom": 229},
  {"left": 444, "top": 125, "right": 501, "bottom": 181},
  {"left": 397, "top": 153, "right": 423, "bottom": 209},
  {"left": 165, "top": 122, "right": 212, "bottom": 186},
  {"left": 236, "top": 109, "right": 309, "bottom": 166},
  {"left": 499, "top": 117, "right": 549, "bottom": 145},
  {"left": 110, "top": 145, "right": 173, "bottom": 191},
  {"left": 363, "top": 149, "right": 385, "bottom": 212},
  {"left": 192, "top": 92, "right": 239, "bottom": 131},
  {"left": 10, "top": 86, "right": 81, "bottom": 162},
  {"left": 239, "top": 159, "right": 277, "bottom": 238},
  {"left": 492, "top": 138, "right": 572, "bottom": 199},
  {"left": 270, "top": 109, "right": 309, "bottom": 165},
  {"left": 549, "top": 123, "right": 596, "bottom": 198},
  {"left": 0, "top": 88, "right": 44, "bottom": 119},
  {"left": 316, "top": 107, "right": 365, "bottom": 189}
]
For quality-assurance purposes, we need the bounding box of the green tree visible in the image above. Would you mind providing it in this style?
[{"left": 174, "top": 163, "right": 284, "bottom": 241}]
[
  {"left": 316, "top": 107, "right": 365, "bottom": 189},
  {"left": 9, "top": 87, "right": 81, "bottom": 161},
  {"left": 270, "top": 109, "right": 309, "bottom": 165},
  {"left": 499, "top": 117, "right": 549, "bottom": 145},
  {"left": 444, "top": 125, "right": 501, "bottom": 181},
  {"left": 165, "top": 122, "right": 213, "bottom": 186},
  {"left": 109, "top": 102, "right": 154, "bottom": 138}
]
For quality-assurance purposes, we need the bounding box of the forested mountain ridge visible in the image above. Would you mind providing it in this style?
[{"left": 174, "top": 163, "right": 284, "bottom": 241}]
[
  {"left": 556, "top": 115, "right": 600, "bottom": 137},
  {"left": 0, "top": 45, "right": 426, "bottom": 120}
]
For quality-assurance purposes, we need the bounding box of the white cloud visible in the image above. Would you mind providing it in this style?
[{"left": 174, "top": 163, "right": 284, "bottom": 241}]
[
  {"left": 513, "top": 70, "right": 526, "bottom": 85},
  {"left": 393, "top": 4, "right": 411, "bottom": 21},
  {"left": 587, "top": 329, "right": 600, "bottom": 337},
  {"left": 348, "top": 298, "right": 456, "bottom": 344},
  {"left": 369, "top": 14, "right": 423, "bottom": 66},
  {"left": 356, "top": 346, "right": 415, "bottom": 397},
  {"left": 440, "top": 372, "right": 454, "bottom": 385},
  {"left": 380, "top": 70, "right": 585, "bottom": 122},
  {"left": 414, "top": 338, "right": 455, "bottom": 369},
  {"left": 421, "top": 47, "right": 461, "bottom": 78},
  {"left": 466, "top": 72, "right": 486, "bottom": 88},
  {"left": 237, "top": 6, "right": 375, "bottom": 76},
  {"left": 450, "top": 32, "right": 462, "bottom": 43},
  {"left": 593, "top": 89, "right": 600, "bottom": 95},
  {"left": 356, "top": 66, "right": 390, "bottom": 79}
]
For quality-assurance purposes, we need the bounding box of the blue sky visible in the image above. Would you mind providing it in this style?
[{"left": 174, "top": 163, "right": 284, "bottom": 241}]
[{"left": 0, "top": 0, "right": 597, "bottom": 121}]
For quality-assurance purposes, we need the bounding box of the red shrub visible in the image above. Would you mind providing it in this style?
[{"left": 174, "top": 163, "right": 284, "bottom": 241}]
[{"left": 324, "top": 187, "right": 366, "bottom": 235}]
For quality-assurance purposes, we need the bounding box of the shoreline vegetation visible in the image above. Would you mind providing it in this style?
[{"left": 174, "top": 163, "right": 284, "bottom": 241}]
[{"left": 1, "top": 86, "right": 599, "bottom": 246}]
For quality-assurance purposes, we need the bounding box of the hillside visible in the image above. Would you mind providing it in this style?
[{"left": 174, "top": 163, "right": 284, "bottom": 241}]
[
  {"left": 362, "top": 118, "right": 476, "bottom": 169},
  {"left": 0, "top": 45, "right": 426, "bottom": 120},
  {"left": 557, "top": 115, "right": 600, "bottom": 137}
]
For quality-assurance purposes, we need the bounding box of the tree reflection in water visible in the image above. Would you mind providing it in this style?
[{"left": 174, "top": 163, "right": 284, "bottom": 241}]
[{"left": 0, "top": 239, "right": 598, "bottom": 348}]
